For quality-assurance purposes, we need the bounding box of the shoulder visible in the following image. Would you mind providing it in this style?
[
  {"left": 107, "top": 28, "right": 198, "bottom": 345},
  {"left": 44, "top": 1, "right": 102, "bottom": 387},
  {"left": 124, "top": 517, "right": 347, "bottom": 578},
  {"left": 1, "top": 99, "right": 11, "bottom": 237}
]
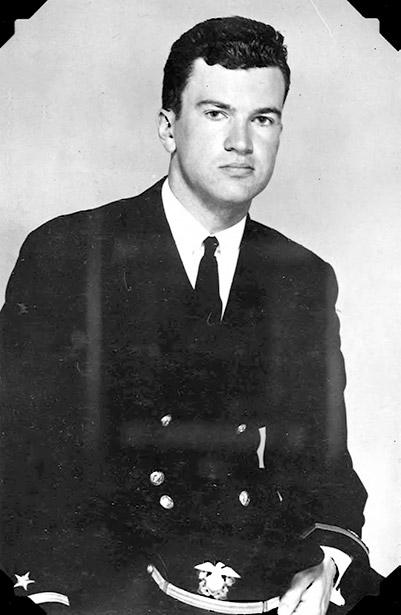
[
  {"left": 246, "top": 217, "right": 338, "bottom": 302},
  {"left": 246, "top": 217, "right": 330, "bottom": 271},
  {"left": 17, "top": 178, "right": 165, "bottom": 260}
]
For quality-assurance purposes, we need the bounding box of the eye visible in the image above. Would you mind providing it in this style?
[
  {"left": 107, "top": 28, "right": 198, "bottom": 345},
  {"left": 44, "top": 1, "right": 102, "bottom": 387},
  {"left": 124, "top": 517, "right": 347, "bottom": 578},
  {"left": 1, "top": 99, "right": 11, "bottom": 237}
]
[
  {"left": 205, "top": 110, "right": 226, "bottom": 121},
  {"left": 254, "top": 115, "right": 274, "bottom": 126}
]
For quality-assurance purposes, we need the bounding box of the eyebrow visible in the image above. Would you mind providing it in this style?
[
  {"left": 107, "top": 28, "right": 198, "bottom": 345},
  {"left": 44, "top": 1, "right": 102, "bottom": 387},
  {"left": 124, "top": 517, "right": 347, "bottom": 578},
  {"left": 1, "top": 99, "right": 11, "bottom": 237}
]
[{"left": 196, "top": 99, "right": 282, "bottom": 119}]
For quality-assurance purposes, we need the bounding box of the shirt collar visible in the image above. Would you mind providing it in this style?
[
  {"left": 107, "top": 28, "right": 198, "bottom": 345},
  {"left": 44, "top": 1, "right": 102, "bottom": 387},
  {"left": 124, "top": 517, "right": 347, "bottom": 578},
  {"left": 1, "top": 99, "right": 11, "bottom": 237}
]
[{"left": 162, "top": 178, "right": 246, "bottom": 255}]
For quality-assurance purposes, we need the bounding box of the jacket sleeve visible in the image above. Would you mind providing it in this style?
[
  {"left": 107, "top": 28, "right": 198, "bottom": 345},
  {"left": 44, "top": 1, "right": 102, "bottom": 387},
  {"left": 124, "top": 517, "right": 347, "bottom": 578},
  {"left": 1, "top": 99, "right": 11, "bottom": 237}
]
[
  {"left": 275, "top": 259, "right": 369, "bottom": 568},
  {"left": 305, "top": 263, "right": 368, "bottom": 555},
  {"left": 0, "top": 221, "right": 91, "bottom": 575}
]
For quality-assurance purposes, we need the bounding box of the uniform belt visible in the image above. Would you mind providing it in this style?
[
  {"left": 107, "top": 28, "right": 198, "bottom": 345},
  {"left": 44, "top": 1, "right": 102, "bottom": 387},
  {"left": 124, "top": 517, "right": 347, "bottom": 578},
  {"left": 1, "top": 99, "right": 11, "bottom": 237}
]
[{"left": 147, "top": 564, "right": 280, "bottom": 614}]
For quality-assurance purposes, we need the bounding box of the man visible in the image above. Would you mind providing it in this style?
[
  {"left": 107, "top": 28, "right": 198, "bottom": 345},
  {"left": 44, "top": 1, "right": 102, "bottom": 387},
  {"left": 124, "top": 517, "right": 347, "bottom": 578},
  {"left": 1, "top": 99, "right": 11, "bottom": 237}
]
[{"left": 0, "top": 16, "right": 375, "bottom": 615}]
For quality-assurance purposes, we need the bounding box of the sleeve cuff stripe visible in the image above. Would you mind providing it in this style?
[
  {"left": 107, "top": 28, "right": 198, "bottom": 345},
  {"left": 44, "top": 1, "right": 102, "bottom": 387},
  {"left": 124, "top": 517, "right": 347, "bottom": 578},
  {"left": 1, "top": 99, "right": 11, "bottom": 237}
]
[{"left": 300, "top": 523, "right": 369, "bottom": 556}]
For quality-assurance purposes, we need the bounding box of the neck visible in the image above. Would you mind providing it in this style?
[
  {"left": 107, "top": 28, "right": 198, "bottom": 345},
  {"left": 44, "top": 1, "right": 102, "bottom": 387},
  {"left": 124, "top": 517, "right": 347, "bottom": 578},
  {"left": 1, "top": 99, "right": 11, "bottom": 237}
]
[{"left": 168, "top": 170, "right": 250, "bottom": 234}]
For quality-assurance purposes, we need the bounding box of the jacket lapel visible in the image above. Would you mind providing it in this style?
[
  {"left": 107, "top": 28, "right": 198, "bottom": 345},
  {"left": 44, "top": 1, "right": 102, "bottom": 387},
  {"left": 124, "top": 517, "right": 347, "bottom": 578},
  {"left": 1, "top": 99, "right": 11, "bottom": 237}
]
[{"left": 223, "top": 215, "right": 278, "bottom": 326}]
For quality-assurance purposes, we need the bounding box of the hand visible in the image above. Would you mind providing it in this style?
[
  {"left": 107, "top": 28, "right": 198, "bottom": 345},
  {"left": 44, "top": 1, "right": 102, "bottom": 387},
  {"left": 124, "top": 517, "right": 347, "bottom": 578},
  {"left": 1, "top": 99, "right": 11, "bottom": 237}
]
[{"left": 277, "top": 557, "right": 337, "bottom": 615}]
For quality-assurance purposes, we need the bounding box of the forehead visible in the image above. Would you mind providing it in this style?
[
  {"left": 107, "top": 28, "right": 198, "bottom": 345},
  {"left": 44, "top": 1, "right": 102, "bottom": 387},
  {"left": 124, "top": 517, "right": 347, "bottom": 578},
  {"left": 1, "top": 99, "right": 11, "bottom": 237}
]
[{"left": 182, "top": 57, "right": 286, "bottom": 110}]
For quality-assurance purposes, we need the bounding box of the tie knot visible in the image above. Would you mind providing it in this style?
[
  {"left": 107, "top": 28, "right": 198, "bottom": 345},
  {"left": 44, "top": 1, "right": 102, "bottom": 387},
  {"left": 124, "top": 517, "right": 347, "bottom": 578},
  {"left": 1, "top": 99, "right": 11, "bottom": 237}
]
[{"left": 203, "top": 236, "right": 219, "bottom": 257}]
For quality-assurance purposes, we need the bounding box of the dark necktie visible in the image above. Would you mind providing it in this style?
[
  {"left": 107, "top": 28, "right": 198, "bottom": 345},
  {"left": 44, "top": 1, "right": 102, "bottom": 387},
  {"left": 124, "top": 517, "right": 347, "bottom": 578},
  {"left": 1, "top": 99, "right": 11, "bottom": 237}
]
[{"left": 194, "top": 236, "right": 222, "bottom": 323}]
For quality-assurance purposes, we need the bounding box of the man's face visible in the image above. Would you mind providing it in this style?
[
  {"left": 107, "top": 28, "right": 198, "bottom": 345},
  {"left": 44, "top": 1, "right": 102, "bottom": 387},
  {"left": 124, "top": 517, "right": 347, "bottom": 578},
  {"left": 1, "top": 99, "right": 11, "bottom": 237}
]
[{"left": 163, "top": 57, "right": 286, "bottom": 214}]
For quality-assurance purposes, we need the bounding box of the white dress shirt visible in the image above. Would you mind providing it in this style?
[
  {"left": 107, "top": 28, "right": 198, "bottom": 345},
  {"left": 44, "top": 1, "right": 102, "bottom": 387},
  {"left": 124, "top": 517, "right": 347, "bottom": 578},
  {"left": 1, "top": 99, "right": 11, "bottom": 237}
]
[
  {"left": 162, "top": 178, "right": 246, "bottom": 317},
  {"left": 161, "top": 177, "right": 352, "bottom": 603}
]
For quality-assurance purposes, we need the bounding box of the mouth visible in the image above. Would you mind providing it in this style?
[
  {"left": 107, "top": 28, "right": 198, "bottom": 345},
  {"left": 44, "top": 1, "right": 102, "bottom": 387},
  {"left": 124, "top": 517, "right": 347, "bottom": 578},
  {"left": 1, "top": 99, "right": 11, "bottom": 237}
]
[{"left": 220, "top": 163, "right": 254, "bottom": 177}]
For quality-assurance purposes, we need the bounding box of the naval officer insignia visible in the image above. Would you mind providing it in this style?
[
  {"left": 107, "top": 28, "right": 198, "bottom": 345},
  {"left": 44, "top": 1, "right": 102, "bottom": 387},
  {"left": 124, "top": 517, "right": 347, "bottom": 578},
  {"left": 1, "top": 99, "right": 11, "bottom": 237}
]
[
  {"left": 194, "top": 562, "right": 241, "bottom": 600},
  {"left": 13, "top": 570, "right": 70, "bottom": 607},
  {"left": 14, "top": 571, "right": 35, "bottom": 590}
]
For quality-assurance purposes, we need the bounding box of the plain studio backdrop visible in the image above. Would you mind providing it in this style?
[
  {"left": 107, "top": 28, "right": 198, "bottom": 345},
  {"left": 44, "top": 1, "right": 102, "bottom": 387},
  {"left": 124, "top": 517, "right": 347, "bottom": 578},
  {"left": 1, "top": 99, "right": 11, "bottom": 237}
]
[{"left": 0, "top": 0, "right": 400, "bottom": 577}]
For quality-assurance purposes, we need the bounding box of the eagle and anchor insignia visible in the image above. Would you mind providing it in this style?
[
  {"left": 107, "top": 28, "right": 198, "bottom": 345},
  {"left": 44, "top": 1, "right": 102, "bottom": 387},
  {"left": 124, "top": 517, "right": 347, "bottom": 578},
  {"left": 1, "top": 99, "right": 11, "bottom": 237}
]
[{"left": 195, "top": 561, "right": 241, "bottom": 600}]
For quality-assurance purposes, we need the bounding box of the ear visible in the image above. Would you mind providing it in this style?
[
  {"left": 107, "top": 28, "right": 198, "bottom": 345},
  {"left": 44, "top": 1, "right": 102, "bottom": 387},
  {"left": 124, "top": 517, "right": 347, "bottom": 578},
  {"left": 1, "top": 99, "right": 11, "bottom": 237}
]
[{"left": 158, "top": 108, "right": 177, "bottom": 154}]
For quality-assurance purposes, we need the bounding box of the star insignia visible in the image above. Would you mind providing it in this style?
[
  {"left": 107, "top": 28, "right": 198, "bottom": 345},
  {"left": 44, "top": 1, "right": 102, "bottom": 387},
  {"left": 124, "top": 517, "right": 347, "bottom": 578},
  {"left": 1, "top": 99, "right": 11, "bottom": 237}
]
[{"left": 14, "top": 571, "right": 35, "bottom": 591}]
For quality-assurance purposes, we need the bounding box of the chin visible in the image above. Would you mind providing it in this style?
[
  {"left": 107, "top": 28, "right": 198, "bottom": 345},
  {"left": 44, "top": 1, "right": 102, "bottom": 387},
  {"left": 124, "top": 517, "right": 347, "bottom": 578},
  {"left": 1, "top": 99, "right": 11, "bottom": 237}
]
[
  {"left": 215, "top": 184, "right": 261, "bottom": 207},
  {"left": 226, "top": 172, "right": 270, "bottom": 198}
]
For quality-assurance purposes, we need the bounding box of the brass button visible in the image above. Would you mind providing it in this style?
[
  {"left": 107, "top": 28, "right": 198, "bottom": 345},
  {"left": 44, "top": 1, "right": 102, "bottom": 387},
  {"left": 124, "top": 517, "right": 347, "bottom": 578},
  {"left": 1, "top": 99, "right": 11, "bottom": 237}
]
[
  {"left": 150, "top": 471, "right": 165, "bottom": 486},
  {"left": 160, "top": 495, "right": 174, "bottom": 509},
  {"left": 236, "top": 423, "right": 247, "bottom": 434},
  {"left": 160, "top": 414, "right": 172, "bottom": 427},
  {"left": 239, "top": 490, "right": 250, "bottom": 506}
]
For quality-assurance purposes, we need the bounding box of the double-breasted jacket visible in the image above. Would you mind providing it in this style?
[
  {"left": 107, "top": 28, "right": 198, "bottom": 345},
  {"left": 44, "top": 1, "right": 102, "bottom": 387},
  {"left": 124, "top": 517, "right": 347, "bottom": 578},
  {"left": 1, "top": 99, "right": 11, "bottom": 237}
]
[{"left": 0, "top": 179, "right": 369, "bottom": 611}]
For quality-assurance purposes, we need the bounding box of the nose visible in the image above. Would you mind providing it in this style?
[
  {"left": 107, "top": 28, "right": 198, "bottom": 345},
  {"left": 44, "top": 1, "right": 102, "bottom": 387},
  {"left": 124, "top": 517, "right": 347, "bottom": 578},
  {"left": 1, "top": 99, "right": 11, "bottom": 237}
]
[{"left": 224, "top": 120, "right": 253, "bottom": 155}]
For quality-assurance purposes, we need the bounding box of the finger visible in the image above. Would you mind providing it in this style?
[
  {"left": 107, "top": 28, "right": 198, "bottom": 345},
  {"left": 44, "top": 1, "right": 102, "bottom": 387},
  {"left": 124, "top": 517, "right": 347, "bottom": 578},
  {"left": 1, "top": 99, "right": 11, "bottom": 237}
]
[
  {"left": 294, "top": 598, "right": 329, "bottom": 615},
  {"left": 277, "top": 573, "right": 313, "bottom": 615},
  {"left": 293, "top": 579, "right": 329, "bottom": 615},
  {"left": 293, "top": 583, "right": 321, "bottom": 615},
  {"left": 293, "top": 600, "right": 319, "bottom": 615}
]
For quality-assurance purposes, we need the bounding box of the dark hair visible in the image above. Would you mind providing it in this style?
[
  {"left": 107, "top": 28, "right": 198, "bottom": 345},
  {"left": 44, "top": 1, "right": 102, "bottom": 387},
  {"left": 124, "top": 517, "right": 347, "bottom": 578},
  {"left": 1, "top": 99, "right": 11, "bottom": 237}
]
[{"left": 162, "top": 16, "right": 291, "bottom": 117}]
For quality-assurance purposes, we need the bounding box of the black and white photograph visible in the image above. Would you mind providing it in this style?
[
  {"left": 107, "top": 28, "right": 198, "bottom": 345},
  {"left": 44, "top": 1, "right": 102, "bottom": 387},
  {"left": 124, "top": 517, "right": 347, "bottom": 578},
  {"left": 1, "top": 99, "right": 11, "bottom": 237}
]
[{"left": 0, "top": 1, "right": 400, "bottom": 613}]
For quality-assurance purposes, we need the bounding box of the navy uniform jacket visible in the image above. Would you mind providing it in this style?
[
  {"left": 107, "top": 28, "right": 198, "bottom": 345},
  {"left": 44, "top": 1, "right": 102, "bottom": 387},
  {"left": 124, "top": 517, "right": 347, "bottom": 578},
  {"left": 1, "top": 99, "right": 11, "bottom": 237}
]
[{"left": 0, "top": 179, "right": 370, "bottom": 613}]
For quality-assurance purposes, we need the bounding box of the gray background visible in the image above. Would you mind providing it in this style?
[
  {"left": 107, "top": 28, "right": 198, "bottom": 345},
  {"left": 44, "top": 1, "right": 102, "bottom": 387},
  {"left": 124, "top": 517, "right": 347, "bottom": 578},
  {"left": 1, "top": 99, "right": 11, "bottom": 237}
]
[{"left": 0, "top": 0, "right": 400, "bottom": 575}]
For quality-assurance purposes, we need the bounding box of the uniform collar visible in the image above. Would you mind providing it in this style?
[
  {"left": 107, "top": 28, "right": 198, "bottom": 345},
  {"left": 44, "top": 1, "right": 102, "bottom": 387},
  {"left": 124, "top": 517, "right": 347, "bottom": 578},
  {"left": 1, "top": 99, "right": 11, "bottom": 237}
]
[{"left": 161, "top": 178, "right": 246, "bottom": 256}]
